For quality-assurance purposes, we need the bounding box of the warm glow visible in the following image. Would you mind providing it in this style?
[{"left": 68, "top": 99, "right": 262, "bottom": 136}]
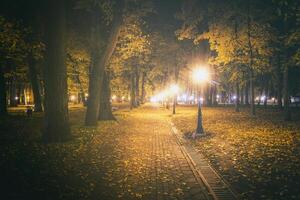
[
  {"left": 70, "top": 95, "right": 76, "bottom": 101},
  {"left": 170, "top": 84, "right": 180, "bottom": 94},
  {"left": 112, "top": 95, "right": 117, "bottom": 101},
  {"left": 192, "top": 67, "right": 210, "bottom": 83}
]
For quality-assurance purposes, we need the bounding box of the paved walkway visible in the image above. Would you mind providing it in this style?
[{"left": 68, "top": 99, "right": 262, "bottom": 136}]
[{"left": 89, "top": 106, "right": 213, "bottom": 200}]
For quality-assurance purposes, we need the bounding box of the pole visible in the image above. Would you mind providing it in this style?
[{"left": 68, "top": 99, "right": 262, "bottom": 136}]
[
  {"left": 194, "top": 83, "right": 204, "bottom": 137},
  {"left": 172, "top": 94, "right": 176, "bottom": 114}
]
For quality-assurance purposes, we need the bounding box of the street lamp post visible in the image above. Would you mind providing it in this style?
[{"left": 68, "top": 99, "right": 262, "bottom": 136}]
[
  {"left": 192, "top": 67, "right": 209, "bottom": 138},
  {"left": 196, "top": 83, "right": 204, "bottom": 134}
]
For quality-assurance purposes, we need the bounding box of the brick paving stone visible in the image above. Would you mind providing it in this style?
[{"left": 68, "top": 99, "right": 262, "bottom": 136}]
[{"left": 89, "top": 106, "right": 212, "bottom": 200}]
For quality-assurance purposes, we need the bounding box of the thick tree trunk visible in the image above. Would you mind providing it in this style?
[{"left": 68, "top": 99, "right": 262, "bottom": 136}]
[
  {"left": 283, "top": 65, "right": 291, "bottom": 121},
  {"left": 98, "top": 71, "right": 115, "bottom": 120},
  {"left": 28, "top": 56, "right": 43, "bottom": 112},
  {"left": 85, "top": 1, "right": 124, "bottom": 125},
  {"left": 235, "top": 82, "right": 240, "bottom": 112},
  {"left": 43, "top": 0, "right": 70, "bottom": 142},
  {"left": 141, "top": 72, "right": 146, "bottom": 104},
  {"left": 0, "top": 65, "right": 7, "bottom": 116}
]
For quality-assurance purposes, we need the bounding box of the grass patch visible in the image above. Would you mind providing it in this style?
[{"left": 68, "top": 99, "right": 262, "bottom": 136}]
[
  {"left": 0, "top": 106, "right": 123, "bottom": 200},
  {"left": 172, "top": 105, "right": 300, "bottom": 200}
]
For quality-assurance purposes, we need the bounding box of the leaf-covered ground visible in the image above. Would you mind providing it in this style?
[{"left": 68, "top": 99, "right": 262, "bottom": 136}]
[
  {"left": 0, "top": 105, "right": 211, "bottom": 200},
  {"left": 172, "top": 105, "right": 300, "bottom": 200}
]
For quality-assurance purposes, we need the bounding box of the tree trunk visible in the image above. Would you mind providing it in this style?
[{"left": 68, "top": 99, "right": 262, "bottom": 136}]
[
  {"left": 247, "top": 3, "right": 255, "bottom": 115},
  {"left": 245, "top": 81, "right": 250, "bottom": 105},
  {"left": 264, "top": 86, "right": 268, "bottom": 108},
  {"left": 212, "top": 84, "right": 217, "bottom": 105},
  {"left": 235, "top": 82, "right": 240, "bottom": 112},
  {"left": 141, "top": 72, "right": 146, "bottom": 104},
  {"left": 283, "top": 65, "right": 291, "bottom": 121},
  {"left": 276, "top": 57, "right": 283, "bottom": 109},
  {"left": 9, "top": 78, "right": 17, "bottom": 107},
  {"left": 85, "top": 1, "right": 124, "bottom": 125},
  {"left": 98, "top": 71, "right": 115, "bottom": 120},
  {"left": 240, "top": 86, "right": 244, "bottom": 105},
  {"left": 250, "top": 69, "right": 255, "bottom": 115},
  {"left": 28, "top": 56, "right": 43, "bottom": 111},
  {"left": 130, "top": 71, "right": 136, "bottom": 109},
  {"left": 135, "top": 67, "right": 140, "bottom": 106},
  {"left": 42, "top": 0, "right": 70, "bottom": 142},
  {"left": 0, "top": 65, "right": 7, "bottom": 116}
]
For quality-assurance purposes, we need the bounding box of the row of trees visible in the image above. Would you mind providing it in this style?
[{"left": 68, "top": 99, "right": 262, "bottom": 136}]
[
  {"left": 176, "top": 0, "right": 300, "bottom": 120},
  {"left": 0, "top": 0, "right": 185, "bottom": 142}
]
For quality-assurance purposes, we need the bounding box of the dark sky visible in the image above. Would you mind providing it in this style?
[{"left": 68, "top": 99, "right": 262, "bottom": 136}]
[{"left": 147, "top": 0, "right": 182, "bottom": 38}]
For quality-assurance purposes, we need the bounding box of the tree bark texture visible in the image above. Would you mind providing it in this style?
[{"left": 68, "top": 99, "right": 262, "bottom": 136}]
[
  {"left": 85, "top": 0, "right": 124, "bottom": 125},
  {"left": 43, "top": 0, "right": 70, "bottom": 142},
  {"left": 235, "top": 82, "right": 240, "bottom": 112},
  {"left": 28, "top": 56, "right": 43, "bottom": 111},
  {"left": 98, "top": 71, "right": 115, "bottom": 120}
]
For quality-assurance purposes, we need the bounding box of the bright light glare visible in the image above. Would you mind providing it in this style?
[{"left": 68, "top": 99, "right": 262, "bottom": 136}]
[
  {"left": 70, "top": 95, "right": 76, "bottom": 101},
  {"left": 192, "top": 68, "right": 210, "bottom": 83},
  {"left": 150, "top": 96, "right": 158, "bottom": 103},
  {"left": 261, "top": 96, "right": 266, "bottom": 101},
  {"left": 233, "top": 95, "right": 237, "bottom": 100},
  {"left": 112, "top": 95, "right": 117, "bottom": 101},
  {"left": 170, "top": 84, "right": 180, "bottom": 94},
  {"left": 151, "top": 92, "right": 166, "bottom": 103}
]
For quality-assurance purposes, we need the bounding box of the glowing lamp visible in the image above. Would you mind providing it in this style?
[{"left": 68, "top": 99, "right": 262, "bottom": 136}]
[{"left": 192, "top": 68, "right": 210, "bottom": 83}]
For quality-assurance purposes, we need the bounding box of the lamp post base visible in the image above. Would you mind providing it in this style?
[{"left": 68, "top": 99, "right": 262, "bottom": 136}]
[{"left": 192, "top": 131, "right": 205, "bottom": 139}]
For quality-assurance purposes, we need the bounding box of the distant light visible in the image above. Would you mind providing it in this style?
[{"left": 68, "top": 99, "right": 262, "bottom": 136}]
[
  {"left": 255, "top": 96, "right": 259, "bottom": 101},
  {"left": 272, "top": 97, "right": 275, "bottom": 101},
  {"left": 261, "top": 96, "right": 266, "bottom": 101},
  {"left": 192, "top": 67, "right": 210, "bottom": 83},
  {"left": 15, "top": 96, "right": 19, "bottom": 100},
  {"left": 233, "top": 96, "right": 237, "bottom": 100},
  {"left": 150, "top": 96, "right": 158, "bottom": 103},
  {"left": 112, "top": 95, "right": 117, "bottom": 101},
  {"left": 170, "top": 84, "right": 180, "bottom": 94},
  {"left": 85, "top": 93, "right": 88, "bottom": 97},
  {"left": 216, "top": 95, "right": 220, "bottom": 98},
  {"left": 121, "top": 96, "right": 125, "bottom": 101},
  {"left": 70, "top": 95, "right": 76, "bottom": 101}
]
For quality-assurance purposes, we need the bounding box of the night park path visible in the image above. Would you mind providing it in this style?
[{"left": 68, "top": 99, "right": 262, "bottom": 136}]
[{"left": 88, "top": 105, "right": 213, "bottom": 200}]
